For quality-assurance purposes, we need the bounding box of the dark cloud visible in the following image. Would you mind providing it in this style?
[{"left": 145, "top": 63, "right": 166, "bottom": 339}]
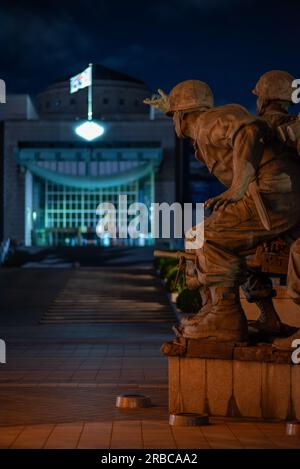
[{"left": 0, "top": 0, "right": 299, "bottom": 110}]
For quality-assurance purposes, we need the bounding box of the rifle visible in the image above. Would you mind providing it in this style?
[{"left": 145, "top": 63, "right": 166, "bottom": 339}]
[
  {"left": 154, "top": 242, "right": 289, "bottom": 276},
  {"left": 153, "top": 250, "right": 195, "bottom": 262}
]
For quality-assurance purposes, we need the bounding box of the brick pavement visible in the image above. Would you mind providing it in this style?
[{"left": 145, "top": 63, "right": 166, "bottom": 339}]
[
  {"left": 0, "top": 419, "right": 299, "bottom": 449},
  {"left": 0, "top": 265, "right": 299, "bottom": 449}
]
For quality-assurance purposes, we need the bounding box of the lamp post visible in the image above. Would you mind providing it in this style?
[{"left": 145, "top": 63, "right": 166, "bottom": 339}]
[
  {"left": 87, "top": 63, "right": 93, "bottom": 121},
  {"left": 73, "top": 63, "right": 105, "bottom": 141}
]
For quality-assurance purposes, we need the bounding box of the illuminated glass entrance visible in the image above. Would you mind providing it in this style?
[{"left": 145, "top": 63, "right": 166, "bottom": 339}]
[
  {"left": 45, "top": 181, "right": 138, "bottom": 229},
  {"left": 19, "top": 144, "right": 161, "bottom": 247},
  {"left": 44, "top": 180, "right": 139, "bottom": 246},
  {"left": 30, "top": 174, "right": 154, "bottom": 246}
]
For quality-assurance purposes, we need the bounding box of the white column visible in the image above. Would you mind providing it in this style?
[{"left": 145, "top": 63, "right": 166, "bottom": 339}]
[{"left": 24, "top": 170, "right": 33, "bottom": 246}]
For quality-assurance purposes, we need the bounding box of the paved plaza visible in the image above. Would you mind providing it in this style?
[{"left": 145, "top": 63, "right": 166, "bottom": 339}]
[{"left": 0, "top": 248, "right": 299, "bottom": 449}]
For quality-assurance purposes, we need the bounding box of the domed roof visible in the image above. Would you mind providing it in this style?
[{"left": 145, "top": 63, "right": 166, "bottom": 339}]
[{"left": 52, "top": 64, "right": 145, "bottom": 86}]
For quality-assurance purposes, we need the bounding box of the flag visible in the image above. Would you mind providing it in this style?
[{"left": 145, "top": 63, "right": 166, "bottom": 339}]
[{"left": 70, "top": 66, "right": 92, "bottom": 94}]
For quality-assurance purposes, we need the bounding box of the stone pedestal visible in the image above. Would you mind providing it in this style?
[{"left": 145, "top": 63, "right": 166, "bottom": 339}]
[{"left": 168, "top": 342, "right": 300, "bottom": 421}]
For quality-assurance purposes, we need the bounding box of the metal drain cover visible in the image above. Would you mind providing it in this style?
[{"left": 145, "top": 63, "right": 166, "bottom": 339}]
[
  {"left": 169, "top": 413, "right": 209, "bottom": 426},
  {"left": 286, "top": 421, "right": 300, "bottom": 436},
  {"left": 116, "top": 394, "right": 152, "bottom": 409}
]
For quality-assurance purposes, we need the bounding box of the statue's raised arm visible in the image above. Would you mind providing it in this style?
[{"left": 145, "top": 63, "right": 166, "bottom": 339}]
[{"left": 143, "top": 89, "right": 170, "bottom": 114}]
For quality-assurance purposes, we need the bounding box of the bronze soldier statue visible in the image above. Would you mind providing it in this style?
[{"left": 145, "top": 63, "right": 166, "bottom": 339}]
[
  {"left": 241, "top": 71, "right": 300, "bottom": 335},
  {"left": 252, "top": 70, "right": 300, "bottom": 347},
  {"left": 144, "top": 78, "right": 300, "bottom": 342}
]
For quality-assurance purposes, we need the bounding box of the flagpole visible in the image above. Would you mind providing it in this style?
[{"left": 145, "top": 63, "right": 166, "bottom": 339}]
[
  {"left": 88, "top": 63, "right": 93, "bottom": 120},
  {"left": 73, "top": 63, "right": 104, "bottom": 141}
]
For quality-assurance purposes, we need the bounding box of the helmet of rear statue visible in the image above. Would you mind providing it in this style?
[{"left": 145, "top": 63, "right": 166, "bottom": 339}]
[
  {"left": 168, "top": 80, "right": 214, "bottom": 113},
  {"left": 252, "top": 70, "right": 295, "bottom": 102}
]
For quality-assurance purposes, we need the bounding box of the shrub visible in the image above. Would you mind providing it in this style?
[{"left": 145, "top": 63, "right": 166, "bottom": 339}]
[{"left": 176, "top": 288, "right": 202, "bottom": 314}]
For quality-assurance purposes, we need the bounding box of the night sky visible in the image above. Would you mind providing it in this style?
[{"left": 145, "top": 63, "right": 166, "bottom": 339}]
[{"left": 1, "top": 0, "right": 299, "bottom": 110}]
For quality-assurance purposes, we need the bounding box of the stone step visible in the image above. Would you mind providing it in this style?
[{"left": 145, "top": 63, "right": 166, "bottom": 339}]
[{"left": 40, "top": 268, "right": 175, "bottom": 324}]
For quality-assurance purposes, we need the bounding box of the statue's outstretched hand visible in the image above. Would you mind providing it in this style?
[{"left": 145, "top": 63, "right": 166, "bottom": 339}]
[
  {"left": 143, "top": 89, "right": 170, "bottom": 114},
  {"left": 204, "top": 189, "right": 243, "bottom": 211}
]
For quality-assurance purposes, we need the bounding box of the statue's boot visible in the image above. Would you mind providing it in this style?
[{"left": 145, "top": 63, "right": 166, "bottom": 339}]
[
  {"left": 180, "top": 287, "right": 212, "bottom": 326},
  {"left": 248, "top": 297, "right": 298, "bottom": 336},
  {"left": 181, "top": 286, "right": 248, "bottom": 342},
  {"left": 272, "top": 329, "right": 300, "bottom": 350},
  {"left": 173, "top": 288, "right": 211, "bottom": 337},
  {"left": 160, "top": 337, "right": 187, "bottom": 356},
  {"left": 242, "top": 272, "right": 295, "bottom": 336}
]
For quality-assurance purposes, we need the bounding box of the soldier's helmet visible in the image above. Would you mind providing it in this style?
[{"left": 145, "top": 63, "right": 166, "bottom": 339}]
[
  {"left": 252, "top": 70, "right": 295, "bottom": 102},
  {"left": 168, "top": 80, "right": 214, "bottom": 113}
]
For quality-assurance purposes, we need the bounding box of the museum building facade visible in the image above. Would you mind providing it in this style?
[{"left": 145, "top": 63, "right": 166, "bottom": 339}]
[{"left": 0, "top": 65, "right": 176, "bottom": 246}]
